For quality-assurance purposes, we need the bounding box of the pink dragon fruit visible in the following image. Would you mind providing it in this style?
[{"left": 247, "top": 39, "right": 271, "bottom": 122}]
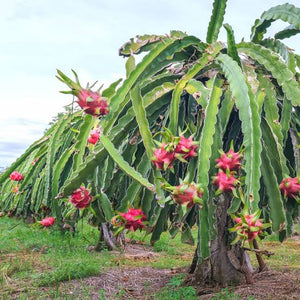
[
  {"left": 171, "top": 182, "right": 203, "bottom": 208},
  {"left": 174, "top": 136, "right": 198, "bottom": 160},
  {"left": 9, "top": 171, "right": 24, "bottom": 181},
  {"left": 213, "top": 171, "right": 237, "bottom": 193},
  {"left": 152, "top": 144, "right": 175, "bottom": 171},
  {"left": 216, "top": 149, "right": 241, "bottom": 171},
  {"left": 234, "top": 214, "right": 263, "bottom": 242},
  {"left": 280, "top": 177, "right": 300, "bottom": 199},
  {"left": 119, "top": 208, "right": 147, "bottom": 232},
  {"left": 76, "top": 89, "right": 109, "bottom": 117},
  {"left": 87, "top": 129, "right": 100, "bottom": 145},
  {"left": 69, "top": 186, "right": 93, "bottom": 209},
  {"left": 39, "top": 216, "right": 55, "bottom": 227}
]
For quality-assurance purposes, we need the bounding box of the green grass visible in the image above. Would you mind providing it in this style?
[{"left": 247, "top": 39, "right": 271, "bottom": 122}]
[
  {"left": 244, "top": 233, "right": 300, "bottom": 271},
  {"left": 1, "top": 216, "right": 299, "bottom": 299},
  {"left": 0, "top": 216, "right": 196, "bottom": 298},
  {"left": 0, "top": 216, "right": 114, "bottom": 296},
  {"left": 115, "top": 229, "right": 196, "bottom": 269},
  {"left": 263, "top": 239, "right": 300, "bottom": 270},
  {"left": 153, "top": 274, "right": 198, "bottom": 300}
]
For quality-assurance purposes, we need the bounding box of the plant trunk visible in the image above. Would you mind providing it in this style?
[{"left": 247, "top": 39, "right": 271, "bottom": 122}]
[
  {"left": 190, "top": 194, "right": 254, "bottom": 288},
  {"left": 253, "top": 239, "right": 269, "bottom": 272},
  {"left": 95, "top": 222, "right": 125, "bottom": 251}
]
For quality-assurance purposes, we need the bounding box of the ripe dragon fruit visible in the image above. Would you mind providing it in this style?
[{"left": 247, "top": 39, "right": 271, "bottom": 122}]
[
  {"left": 213, "top": 171, "right": 237, "bottom": 193},
  {"left": 76, "top": 89, "right": 109, "bottom": 117},
  {"left": 118, "top": 208, "right": 147, "bottom": 232},
  {"left": 9, "top": 171, "right": 24, "bottom": 181},
  {"left": 234, "top": 214, "right": 263, "bottom": 242},
  {"left": 174, "top": 136, "right": 198, "bottom": 160},
  {"left": 87, "top": 129, "right": 100, "bottom": 145},
  {"left": 171, "top": 182, "right": 203, "bottom": 208},
  {"left": 216, "top": 149, "right": 241, "bottom": 171},
  {"left": 69, "top": 186, "right": 93, "bottom": 209},
  {"left": 152, "top": 143, "right": 175, "bottom": 171},
  {"left": 279, "top": 177, "right": 300, "bottom": 199},
  {"left": 39, "top": 217, "right": 55, "bottom": 227}
]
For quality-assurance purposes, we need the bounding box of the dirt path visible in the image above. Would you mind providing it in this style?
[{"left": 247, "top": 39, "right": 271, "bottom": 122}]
[
  {"left": 57, "top": 244, "right": 300, "bottom": 299},
  {"left": 56, "top": 267, "right": 300, "bottom": 299},
  {"left": 60, "top": 267, "right": 174, "bottom": 299},
  {"left": 9, "top": 243, "right": 300, "bottom": 299}
]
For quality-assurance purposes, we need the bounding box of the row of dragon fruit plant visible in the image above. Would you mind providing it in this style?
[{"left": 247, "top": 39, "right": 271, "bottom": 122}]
[{"left": 0, "top": 0, "right": 299, "bottom": 285}]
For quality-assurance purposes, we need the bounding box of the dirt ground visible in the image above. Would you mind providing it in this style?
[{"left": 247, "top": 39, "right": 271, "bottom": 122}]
[
  {"left": 56, "top": 244, "right": 300, "bottom": 300},
  {"left": 193, "top": 269, "right": 300, "bottom": 300},
  {"left": 59, "top": 266, "right": 174, "bottom": 299},
  {"left": 58, "top": 244, "right": 177, "bottom": 299},
  {"left": 8, "top": 243, "right": 299, "bottom": 299},
  {"left": 58, "top": 267, "right": 300, "bottom": 300}
]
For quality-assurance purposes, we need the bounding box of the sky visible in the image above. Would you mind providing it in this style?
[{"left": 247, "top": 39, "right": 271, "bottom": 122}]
[{"left": 0, "top": 0, "right": 299, "bottom": 168}]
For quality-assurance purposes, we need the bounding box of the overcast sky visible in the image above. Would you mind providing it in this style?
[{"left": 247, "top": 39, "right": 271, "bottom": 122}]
[{"left": 0, "top": 0, "right": 299, "bottom": 167}]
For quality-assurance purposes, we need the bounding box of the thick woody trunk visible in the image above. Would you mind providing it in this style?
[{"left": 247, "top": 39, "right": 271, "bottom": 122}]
[
  {"left": 190, "top": 194, "right": 254, "bottom": 287},
  {"left": 95, "top": 222, "right": 125, "bottom": 251}
]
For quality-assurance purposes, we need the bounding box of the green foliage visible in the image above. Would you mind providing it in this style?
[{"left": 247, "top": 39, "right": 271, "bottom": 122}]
[
  {"left": 217, "top": 53, "right": 262, "bottom": 209},
  {"left": 251, "top": 3, "right": 300, "bottom": 43},
  {"left": 0, "top": 1, "right": 299, "bottom": 282},
  {"left": 206, "top": 0, "right": 228, "bottom": 43},
  {"left": 223, "top": 23, "right": 241, "bottom": 67},
  {"left": 261, "top": 141, "right": 285, "bottom": 232},
  {"left": 275, "top": 24, "right": 300, "bottom": 40},
  {"left": 196, "top": 77, "right": 223, "bottom": 259},
  {"left": 99, "top": 133, "right": 155, "bottom": 191},
  {"left": 154, "top": 274, "right": 198, "bottom": 299},
  {"left": 237, "top": 42, "right": 300, "bottom": 106}
]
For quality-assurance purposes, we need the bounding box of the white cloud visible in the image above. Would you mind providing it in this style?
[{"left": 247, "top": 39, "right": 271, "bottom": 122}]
[{"left": 0, "top": 70, "right": 123, "bottom": 167}]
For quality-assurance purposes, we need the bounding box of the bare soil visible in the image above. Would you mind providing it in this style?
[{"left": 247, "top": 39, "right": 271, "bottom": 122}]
[
  {"left": 58, "top": 267, "right": 300, "bottom": 299},
  {"left": 9, "top": 243, "right": 300, "bottom": 299},
  {"left": 59, "top": 267, "right": 175, "bottom": 299},
  {"left": 57, "top": 244, "right": 300, "bottom": 299},
  {"left": 191, "top": 269, "right": 300, "bottom": 299},
  {"left": 54, "top": 244, "right": 177, "bottom": 299}
]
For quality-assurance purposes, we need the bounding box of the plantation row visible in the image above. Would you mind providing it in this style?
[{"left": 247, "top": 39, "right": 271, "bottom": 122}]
[{"left": 0, "top": 0, "right": 299, "bottom": 286}]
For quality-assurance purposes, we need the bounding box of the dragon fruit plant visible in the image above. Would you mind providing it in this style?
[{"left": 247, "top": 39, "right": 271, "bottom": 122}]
[
  {"left": 151, "top": 131, "right": 198, "bottom": 170},
  {"left": 76, "top": 89, "right": 109, "bottom": 117},
  {"left": 280, "top": 176, "right": 300, "bottom": 202},
  {"left": 230, "top": 211, "right": 270, "bottom": 245},
  {"left": 164, "top": 182, "right": 203, "bottom": 208},
  {"left": 174, "top": 135, "right": 198, "bottom": 161},
  {"left": 87, "top": 128, "right": 101, "bottom": 145},
  {"left": 9, "top": 172, "right": 24, "bottom": 181},
  {"left": 69, "top": 186, "right": 93, "bottom": 209},
  {"left": 151, "top": 143, "right": 176, "bottom": 171},
  {"left": 56, "top": 71, "right": 110, "bottom": 117},
  {"left": 215, "top": 148, "right": 271, "bottom": 246},
  {"left": 112, "top": 208, "right": 147, "bottom": 233},
  {"left": 213, "top": 170, "right": 239, "bottom": 194},
  {"left": 216, "top": 149, "right": 242, "bottom": 171},
  {"left": 0, "top": 0, "right": 299, "bottom": 287},
  {"left": 9, "top": 172, "right": 23, "bottom": 197},
  {"left": 39, "top": 216, "right": 56, "bottom": 228},
  {"left": 213, "top": 148, "right": 242, "bottom": 194},
  {"left": 229, "top": 197, "right": 271, "bottom": 244}
]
